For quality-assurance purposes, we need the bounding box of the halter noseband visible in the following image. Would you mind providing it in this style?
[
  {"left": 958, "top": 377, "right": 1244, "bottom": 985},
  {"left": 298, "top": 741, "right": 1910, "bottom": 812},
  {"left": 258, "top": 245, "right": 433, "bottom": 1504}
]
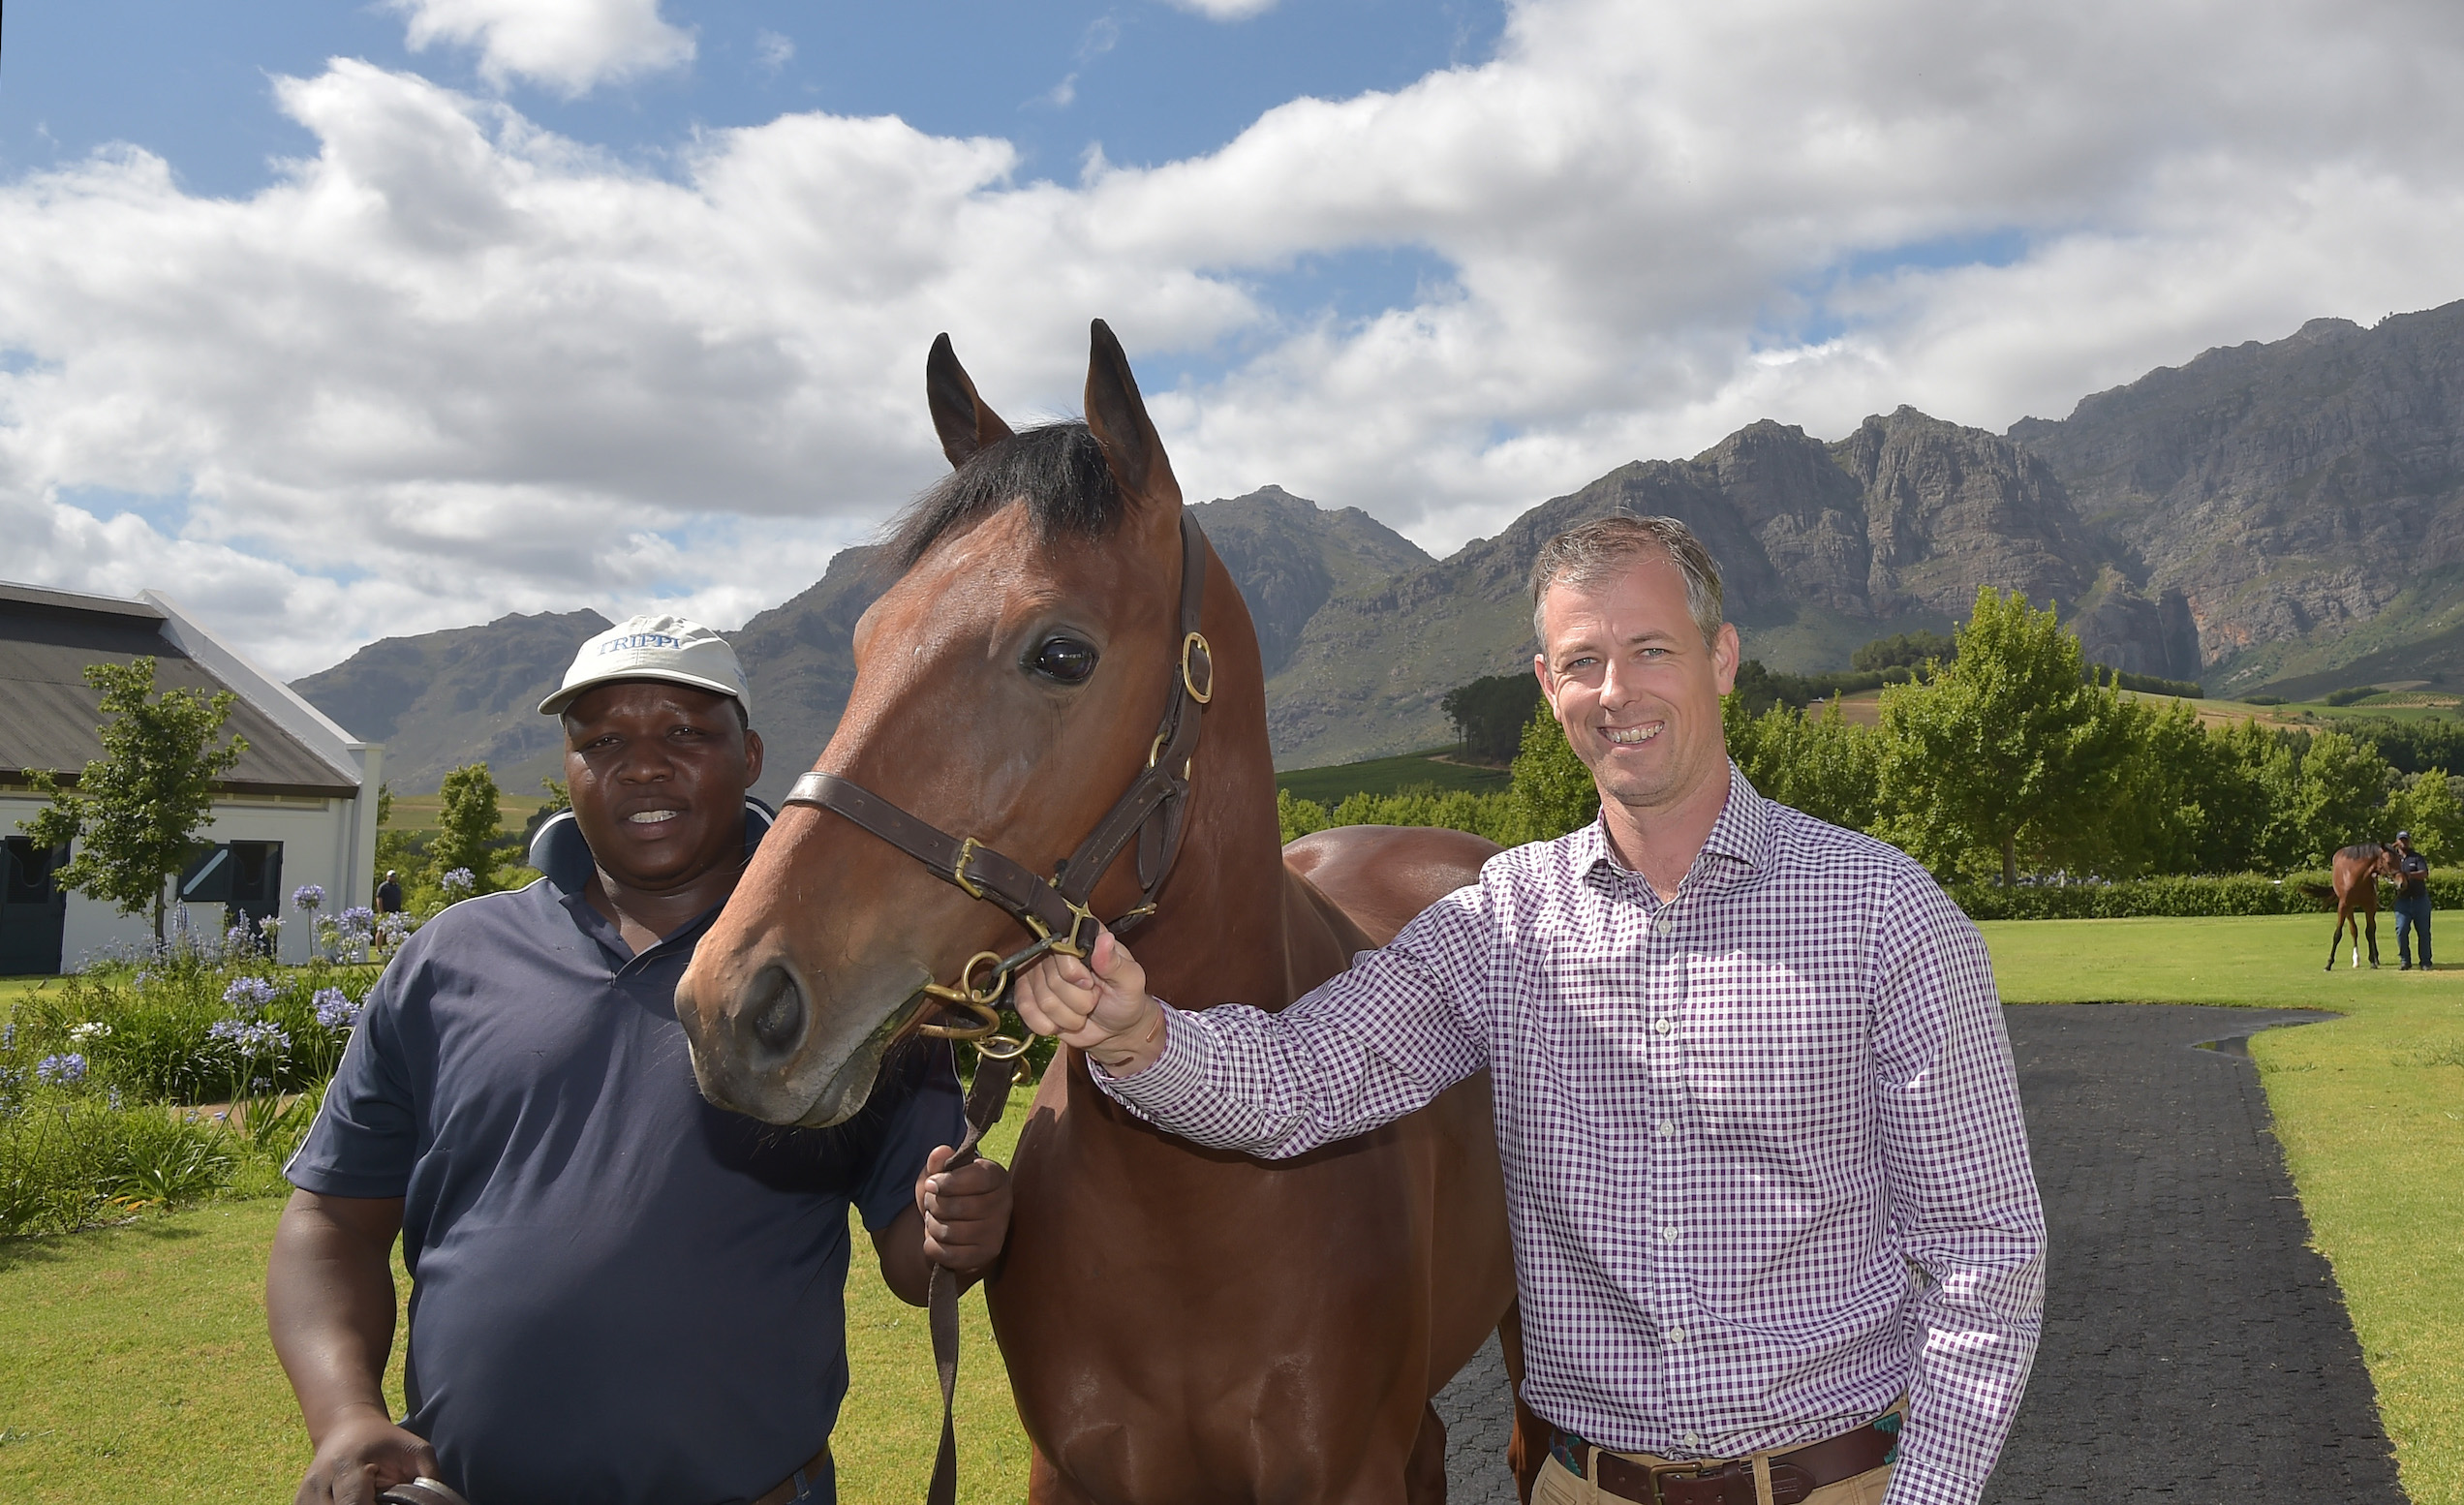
[{"left": 783, "top": 512, "right": 1214, "bottom": 1056}]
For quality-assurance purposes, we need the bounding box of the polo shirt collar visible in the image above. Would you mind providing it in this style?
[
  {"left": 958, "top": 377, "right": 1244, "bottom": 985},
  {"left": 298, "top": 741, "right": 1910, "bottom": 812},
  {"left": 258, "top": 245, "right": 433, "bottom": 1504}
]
[
  {"left": 529, "top": 799, "right": 776, "bottom": 899},
  {"left": 529, "top": 800, "right": 776, "bottom": 971}
]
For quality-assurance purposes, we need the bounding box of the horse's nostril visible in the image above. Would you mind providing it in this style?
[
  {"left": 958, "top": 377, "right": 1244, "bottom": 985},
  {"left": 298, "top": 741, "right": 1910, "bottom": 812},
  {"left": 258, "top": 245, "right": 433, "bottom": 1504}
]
[{"left": 747, "top": 968, "right": 807, "bottom": 1057}]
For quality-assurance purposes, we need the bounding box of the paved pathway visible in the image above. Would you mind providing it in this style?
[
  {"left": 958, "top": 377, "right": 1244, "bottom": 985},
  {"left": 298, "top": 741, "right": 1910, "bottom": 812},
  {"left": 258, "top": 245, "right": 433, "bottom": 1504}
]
[{"left": 1432, "top": 1004, "right": 2407, "bottom": 1503}]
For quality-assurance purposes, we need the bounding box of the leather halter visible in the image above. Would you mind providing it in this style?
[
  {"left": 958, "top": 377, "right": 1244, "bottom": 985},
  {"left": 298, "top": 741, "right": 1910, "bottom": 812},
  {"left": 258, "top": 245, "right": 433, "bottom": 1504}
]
[{"left": 783, "top": 511, "right": 1214, "bottom": 1050}]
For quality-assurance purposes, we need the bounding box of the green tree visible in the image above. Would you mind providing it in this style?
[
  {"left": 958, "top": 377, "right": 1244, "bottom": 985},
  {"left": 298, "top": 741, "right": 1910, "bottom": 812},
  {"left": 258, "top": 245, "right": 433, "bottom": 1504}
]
[
  {"left": 1508, "top": 700, "right": 1597, "bottom": 842},
  {"left": 16, "top": 658, "right": 247, "bottom": 940},
  {"left": 1724, "top": 694, "right": 1882, "bottom": 833},
  {"left": 1440, "top": 674, "right": 1545, "bottom": 764},
  {"left": 2387, "top": 771, "right": 2464, "bottom": 860},
  {"left": 429, "top": 763, "right": 508, "bottom": 894},
  {"left": 2291, "top": 730, "right": 2395, "bottom": 865},
  {"left": 2203, "top": 719, "right": 2305, "bottom": 872},
  {"left": 1873, "top": 587, "right": 2139, "bottom": 885},
  {"left": 1851, "top": 630, "right": 1956, "bottom": 674}
]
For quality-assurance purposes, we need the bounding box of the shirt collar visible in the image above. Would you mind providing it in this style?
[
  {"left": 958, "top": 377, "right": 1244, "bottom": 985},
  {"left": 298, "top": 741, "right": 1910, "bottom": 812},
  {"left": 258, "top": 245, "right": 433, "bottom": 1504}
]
[{"left": 1575, "top": 761, "right": 1774, "bottom": 885}]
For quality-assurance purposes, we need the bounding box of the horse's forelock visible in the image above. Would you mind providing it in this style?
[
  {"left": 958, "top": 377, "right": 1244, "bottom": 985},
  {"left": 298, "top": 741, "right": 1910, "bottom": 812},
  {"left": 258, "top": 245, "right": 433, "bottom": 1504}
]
[{"left": 889, "top": 420, "right": 1125, "bottom": 571}]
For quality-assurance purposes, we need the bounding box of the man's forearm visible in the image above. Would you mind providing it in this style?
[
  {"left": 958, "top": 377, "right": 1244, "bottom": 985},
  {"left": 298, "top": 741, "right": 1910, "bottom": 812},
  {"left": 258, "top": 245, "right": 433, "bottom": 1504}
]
[{"left": 266, "top": 1190, "right": 405, "bottom": 1439}]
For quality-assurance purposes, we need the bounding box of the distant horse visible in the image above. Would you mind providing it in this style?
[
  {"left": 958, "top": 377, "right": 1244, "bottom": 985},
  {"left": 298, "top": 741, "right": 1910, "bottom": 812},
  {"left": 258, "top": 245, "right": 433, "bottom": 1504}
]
[
  {"left": 675, "top": 322, "right": 1536, "bottom": 1503},
  {"left": 2303, "top": 844, "right": 2399, "bottom": 970}
]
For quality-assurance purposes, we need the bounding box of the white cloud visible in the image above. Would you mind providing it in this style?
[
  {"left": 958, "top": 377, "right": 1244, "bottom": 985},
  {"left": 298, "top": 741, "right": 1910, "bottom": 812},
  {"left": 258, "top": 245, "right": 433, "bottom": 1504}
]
[
  {"left": 387, "top": 0, "right": 694, "bottom": 95},
  {"left": 1159, "top": 0, "right": 1282, "bottom": 18},
  {"left": 754, "top": 30, "right": 794, "bottom": 74},
  {"left": 6, "top": 0, "right": 2464, "bottom": 678}
]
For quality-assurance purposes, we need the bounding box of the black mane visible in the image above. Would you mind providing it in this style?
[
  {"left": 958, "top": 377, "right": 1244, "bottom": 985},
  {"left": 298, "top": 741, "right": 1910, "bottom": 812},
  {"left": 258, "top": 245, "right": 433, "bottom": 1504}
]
[
  {"left": 890, "top": 420, "right": 1124, "bottom": 569},
  {"left": 2336, "top": 843, "right": 2386, "bottom": 862}
]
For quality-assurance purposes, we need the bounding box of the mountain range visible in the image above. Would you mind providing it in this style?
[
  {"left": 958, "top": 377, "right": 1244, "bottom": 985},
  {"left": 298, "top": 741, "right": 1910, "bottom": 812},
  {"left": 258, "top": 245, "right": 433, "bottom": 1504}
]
[{"left": 293, "top": 299, "right": 2464, "bottom": 794}]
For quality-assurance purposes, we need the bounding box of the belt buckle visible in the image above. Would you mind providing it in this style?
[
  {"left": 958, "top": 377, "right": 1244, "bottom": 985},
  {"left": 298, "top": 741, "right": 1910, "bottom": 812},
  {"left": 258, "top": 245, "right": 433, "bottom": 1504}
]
[{"left": 1646, "top": 1459, "right": 1733, "bottom": 1505}]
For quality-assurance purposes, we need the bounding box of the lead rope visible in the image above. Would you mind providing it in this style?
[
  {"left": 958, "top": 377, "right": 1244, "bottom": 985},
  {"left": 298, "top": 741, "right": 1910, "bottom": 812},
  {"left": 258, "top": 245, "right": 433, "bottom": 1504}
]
[{"left": 926, "top": 1049, "right": 1021, "bottom": 1505}]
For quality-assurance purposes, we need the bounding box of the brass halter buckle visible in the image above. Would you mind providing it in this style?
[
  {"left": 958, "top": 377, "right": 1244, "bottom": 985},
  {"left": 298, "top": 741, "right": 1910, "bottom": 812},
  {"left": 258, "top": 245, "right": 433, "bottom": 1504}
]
[
  {"left": 951, "top": 836, "right": 988, "bottom": 901},
  {"left": 1181, "top": 631, "right": 1215, "bottom": 704}
]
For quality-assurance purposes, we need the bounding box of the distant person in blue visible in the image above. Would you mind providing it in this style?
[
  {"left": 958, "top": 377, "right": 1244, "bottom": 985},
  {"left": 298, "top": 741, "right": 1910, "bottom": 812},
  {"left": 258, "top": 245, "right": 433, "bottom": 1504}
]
[
  {"left": 2393, "top": 829, "right": 2433, "bottom": 970},
  {"left": 268, "top": 616, "right": 1013, "bottom": 1505}
]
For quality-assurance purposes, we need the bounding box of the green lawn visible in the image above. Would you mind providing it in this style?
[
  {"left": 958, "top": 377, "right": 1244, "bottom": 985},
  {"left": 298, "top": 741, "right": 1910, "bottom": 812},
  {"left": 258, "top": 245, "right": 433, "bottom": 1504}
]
[
  {"left": 0, "top": 1087, "right": 1038, "bottom": 1504},
  {"left": 0, "top": 975, "right": 60, "bottom": 1019},
  {"left": 1276, "top": 747, "right": 1512, "bottom": 804},
  {"left": 1984, "top": 912, "right": 2462, "bottom": 1505}
]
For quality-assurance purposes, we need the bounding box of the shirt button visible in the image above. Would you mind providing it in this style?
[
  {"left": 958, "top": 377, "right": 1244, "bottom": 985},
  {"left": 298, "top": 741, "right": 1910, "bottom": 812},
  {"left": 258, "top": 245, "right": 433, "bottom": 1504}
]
[
  {"left": 1661, "top": 1225, "right": 1679, "bottom": 1243},
  {"left": 1656, "top": 1120, "right": 1677, "bottom": 1137},
  {"left": 1655, "top": 911, "right": 1676, "bottom": 934},
  {"left": 1682, "top": 1431, "right": 1703, "bottom": 1448},
  {"left": 1667, "top": 1327, "right": 1687, "bottom": 1343},
  {"left": 1652, "top": 1018, "right": 1674, "bottom": 1036}
]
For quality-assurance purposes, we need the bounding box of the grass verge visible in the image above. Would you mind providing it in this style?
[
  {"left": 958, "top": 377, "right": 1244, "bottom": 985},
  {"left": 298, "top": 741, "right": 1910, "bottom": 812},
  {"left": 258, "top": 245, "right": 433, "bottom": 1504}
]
[
  {"left": 1983, "top": 911, "right": 2462, "bottom": 1505},
  {"left": 0, "top": 1086, "right": 1037, "bottom": 1503}
]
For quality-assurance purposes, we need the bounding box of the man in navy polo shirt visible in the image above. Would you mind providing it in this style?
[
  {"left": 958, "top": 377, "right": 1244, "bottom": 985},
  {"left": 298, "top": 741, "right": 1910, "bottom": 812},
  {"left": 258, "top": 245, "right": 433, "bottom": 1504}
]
[{"left": 269, "top": 616, "right": 1012, "bottom": 1505}]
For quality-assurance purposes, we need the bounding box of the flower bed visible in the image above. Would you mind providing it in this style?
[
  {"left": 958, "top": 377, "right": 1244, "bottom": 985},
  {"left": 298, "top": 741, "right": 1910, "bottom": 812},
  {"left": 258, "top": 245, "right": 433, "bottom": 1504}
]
[
  {"left": 0, "top": 934, "right": 375, "bottom": 1238},
  {"left": 11, "top": 950, "right": 372, "bottom": 1104}
]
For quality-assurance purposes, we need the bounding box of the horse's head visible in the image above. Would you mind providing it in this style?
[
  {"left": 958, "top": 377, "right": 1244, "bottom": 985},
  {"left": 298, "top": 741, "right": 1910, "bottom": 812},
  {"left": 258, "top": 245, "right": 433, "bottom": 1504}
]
[{"left": 677, "top": 322, "right": 1217, "bottom": 1125}]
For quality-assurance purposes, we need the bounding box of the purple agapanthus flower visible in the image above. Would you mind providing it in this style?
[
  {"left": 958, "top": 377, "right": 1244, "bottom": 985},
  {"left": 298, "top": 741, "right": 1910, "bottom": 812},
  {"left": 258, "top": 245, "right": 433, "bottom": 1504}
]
[
  {"left": 223, "top": 976, "right": 280, "bottom": 1015},
  {"left": 206, "top": 1019, "right": 289, "bottom": 1053},
  {"left": 440, "top": 868, "right": 477, "bottom": 897},
  {"left": 293, "top": 883, "right": 326, "bottom": 912},
  {"left": 313, "top": 988, "right": 361, "bottom": 1030},
  {"left": 36, "top": 1053, "right": 88, "bottom": 1086},
  {"left": 338, "top": 906, "right": 378, "bottom": 937}
]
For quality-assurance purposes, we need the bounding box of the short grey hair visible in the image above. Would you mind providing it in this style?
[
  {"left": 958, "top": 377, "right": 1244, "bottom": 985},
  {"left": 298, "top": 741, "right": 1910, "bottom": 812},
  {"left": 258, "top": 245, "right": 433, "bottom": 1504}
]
[{"left": 1528, "top": 514, "right": 1726, "bottom": 649}]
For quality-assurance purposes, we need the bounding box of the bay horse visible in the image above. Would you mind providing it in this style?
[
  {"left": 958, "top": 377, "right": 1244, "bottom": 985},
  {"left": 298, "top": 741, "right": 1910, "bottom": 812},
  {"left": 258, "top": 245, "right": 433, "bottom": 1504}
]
[
  {"left": 675, "top": 322, "right": 1542, "bottom": 1503},
  {"left": 2303, "top": 843, "right": 2399, "bottom": 970}
]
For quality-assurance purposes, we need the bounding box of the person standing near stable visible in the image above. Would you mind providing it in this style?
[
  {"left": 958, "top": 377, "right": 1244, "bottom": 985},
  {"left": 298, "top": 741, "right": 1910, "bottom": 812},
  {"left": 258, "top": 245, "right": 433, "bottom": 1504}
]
[
  {"left": 268, "top": 617, "right": 1013, "bottom": 1505},
  {"left": 2393, "top": 829, "right": 2433, "bottom": 970},
  {"left": 1016, "top": 516, "right": 2045, "bottom": 1505}
]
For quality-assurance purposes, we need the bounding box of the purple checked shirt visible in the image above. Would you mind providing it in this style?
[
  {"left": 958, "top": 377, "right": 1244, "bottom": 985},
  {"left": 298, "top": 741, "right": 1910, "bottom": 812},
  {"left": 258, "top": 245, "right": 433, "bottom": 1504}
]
[{"left": 1096, "top": 766, "right": 2044, "bottom": 1505}]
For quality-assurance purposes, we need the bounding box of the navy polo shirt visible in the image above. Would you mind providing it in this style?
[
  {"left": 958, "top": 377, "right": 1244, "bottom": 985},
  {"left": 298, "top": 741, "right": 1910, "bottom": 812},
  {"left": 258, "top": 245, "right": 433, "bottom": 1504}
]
[{"left": 288, "top": 809, "right": 964, "bottom": 1505}]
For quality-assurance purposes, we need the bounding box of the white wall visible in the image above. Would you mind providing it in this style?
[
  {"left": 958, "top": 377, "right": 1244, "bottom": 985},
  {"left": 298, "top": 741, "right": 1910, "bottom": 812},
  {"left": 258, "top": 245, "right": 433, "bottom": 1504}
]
[{"left": 0, "top": 789, "right": 375, "bottom": 971}]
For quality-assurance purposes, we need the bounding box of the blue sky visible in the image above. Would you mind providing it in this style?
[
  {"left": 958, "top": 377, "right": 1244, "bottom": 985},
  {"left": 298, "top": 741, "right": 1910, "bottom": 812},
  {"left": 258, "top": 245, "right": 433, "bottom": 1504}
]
[
  {"left": 4, "top": 0, "right": 2462, "bottom": 676},
  {"left": 3, "top": 3, "right": 1501, "bottom": 204}
]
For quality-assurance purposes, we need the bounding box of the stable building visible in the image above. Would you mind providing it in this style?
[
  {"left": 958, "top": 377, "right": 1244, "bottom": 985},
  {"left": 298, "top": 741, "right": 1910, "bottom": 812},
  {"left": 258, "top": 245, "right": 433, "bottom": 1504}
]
[{"left": 0, "top": 581, "right": 384, "bottom": 974}]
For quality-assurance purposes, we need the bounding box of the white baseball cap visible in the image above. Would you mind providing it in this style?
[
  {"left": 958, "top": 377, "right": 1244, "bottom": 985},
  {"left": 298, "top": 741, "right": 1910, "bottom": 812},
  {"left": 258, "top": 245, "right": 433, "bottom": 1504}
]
[{"left": 539, "top": 614, "right": 753, "bottom": 718}]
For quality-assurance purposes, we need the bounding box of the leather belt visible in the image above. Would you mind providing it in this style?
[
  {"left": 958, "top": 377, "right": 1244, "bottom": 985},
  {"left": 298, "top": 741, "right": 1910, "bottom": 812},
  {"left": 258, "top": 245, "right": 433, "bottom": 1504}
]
[
  {"left": 751, "top": 1441, "right": 832, "bottom": 1505},
  {"left": 1556, "top": 1411, "right": 1898, "bottom": 1505}
]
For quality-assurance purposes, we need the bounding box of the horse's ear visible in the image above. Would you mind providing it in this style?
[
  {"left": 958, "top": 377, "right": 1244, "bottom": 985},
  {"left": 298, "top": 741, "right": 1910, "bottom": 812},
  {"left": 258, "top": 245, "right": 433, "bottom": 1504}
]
[
  {"left": 926, "top": 333, "right": 1014, "bottom": 468},
  {"left": 1084, "top": 319, "right": 1182, "bottom": 507}
]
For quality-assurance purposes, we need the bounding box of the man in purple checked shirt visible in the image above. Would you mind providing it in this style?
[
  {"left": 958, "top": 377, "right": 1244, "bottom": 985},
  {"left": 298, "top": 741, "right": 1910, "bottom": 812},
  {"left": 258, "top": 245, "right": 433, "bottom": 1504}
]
[{"left": 1016, "top": 515, "right": 2044, "bottom": 1505}]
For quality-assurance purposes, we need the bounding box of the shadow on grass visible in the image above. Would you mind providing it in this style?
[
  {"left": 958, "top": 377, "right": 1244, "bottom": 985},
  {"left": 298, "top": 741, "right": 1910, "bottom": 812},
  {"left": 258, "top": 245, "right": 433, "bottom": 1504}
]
[{"left": 0, "top": 1211, "right": 210, "bottom": 1275}]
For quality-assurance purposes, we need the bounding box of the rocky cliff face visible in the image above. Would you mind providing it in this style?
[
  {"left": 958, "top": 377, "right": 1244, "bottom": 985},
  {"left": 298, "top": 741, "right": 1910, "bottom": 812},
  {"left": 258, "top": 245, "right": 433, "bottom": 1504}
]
[
  {"left": 2011, "top": 301, "right": 2464, "bottom": 691},
  {"left": 1186, "top": 486, "right": 1432, "bottom": 675},
  {"left": 1257, "top": 409, "right": 2143, "bottom": 765}
]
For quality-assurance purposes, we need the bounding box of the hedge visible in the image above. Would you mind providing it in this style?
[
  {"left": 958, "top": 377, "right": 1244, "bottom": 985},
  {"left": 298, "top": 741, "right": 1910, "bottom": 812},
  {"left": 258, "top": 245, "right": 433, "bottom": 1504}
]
[{"left": 1949, "top": 871, "right": 2464, "bottom": 921}]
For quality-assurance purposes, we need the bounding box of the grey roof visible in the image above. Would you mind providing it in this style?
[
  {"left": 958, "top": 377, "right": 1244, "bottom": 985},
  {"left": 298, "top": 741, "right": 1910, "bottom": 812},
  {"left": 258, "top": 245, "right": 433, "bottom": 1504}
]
[{"left": 0, "top": 585, "right": 359, "bottom": 797}]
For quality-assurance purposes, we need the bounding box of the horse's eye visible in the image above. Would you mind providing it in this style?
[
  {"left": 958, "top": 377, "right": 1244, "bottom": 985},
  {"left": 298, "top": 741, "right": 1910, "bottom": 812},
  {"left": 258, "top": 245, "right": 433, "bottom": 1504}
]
[{"left": 1031, "top": 636, "right": 1098, "bottom": 685}]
